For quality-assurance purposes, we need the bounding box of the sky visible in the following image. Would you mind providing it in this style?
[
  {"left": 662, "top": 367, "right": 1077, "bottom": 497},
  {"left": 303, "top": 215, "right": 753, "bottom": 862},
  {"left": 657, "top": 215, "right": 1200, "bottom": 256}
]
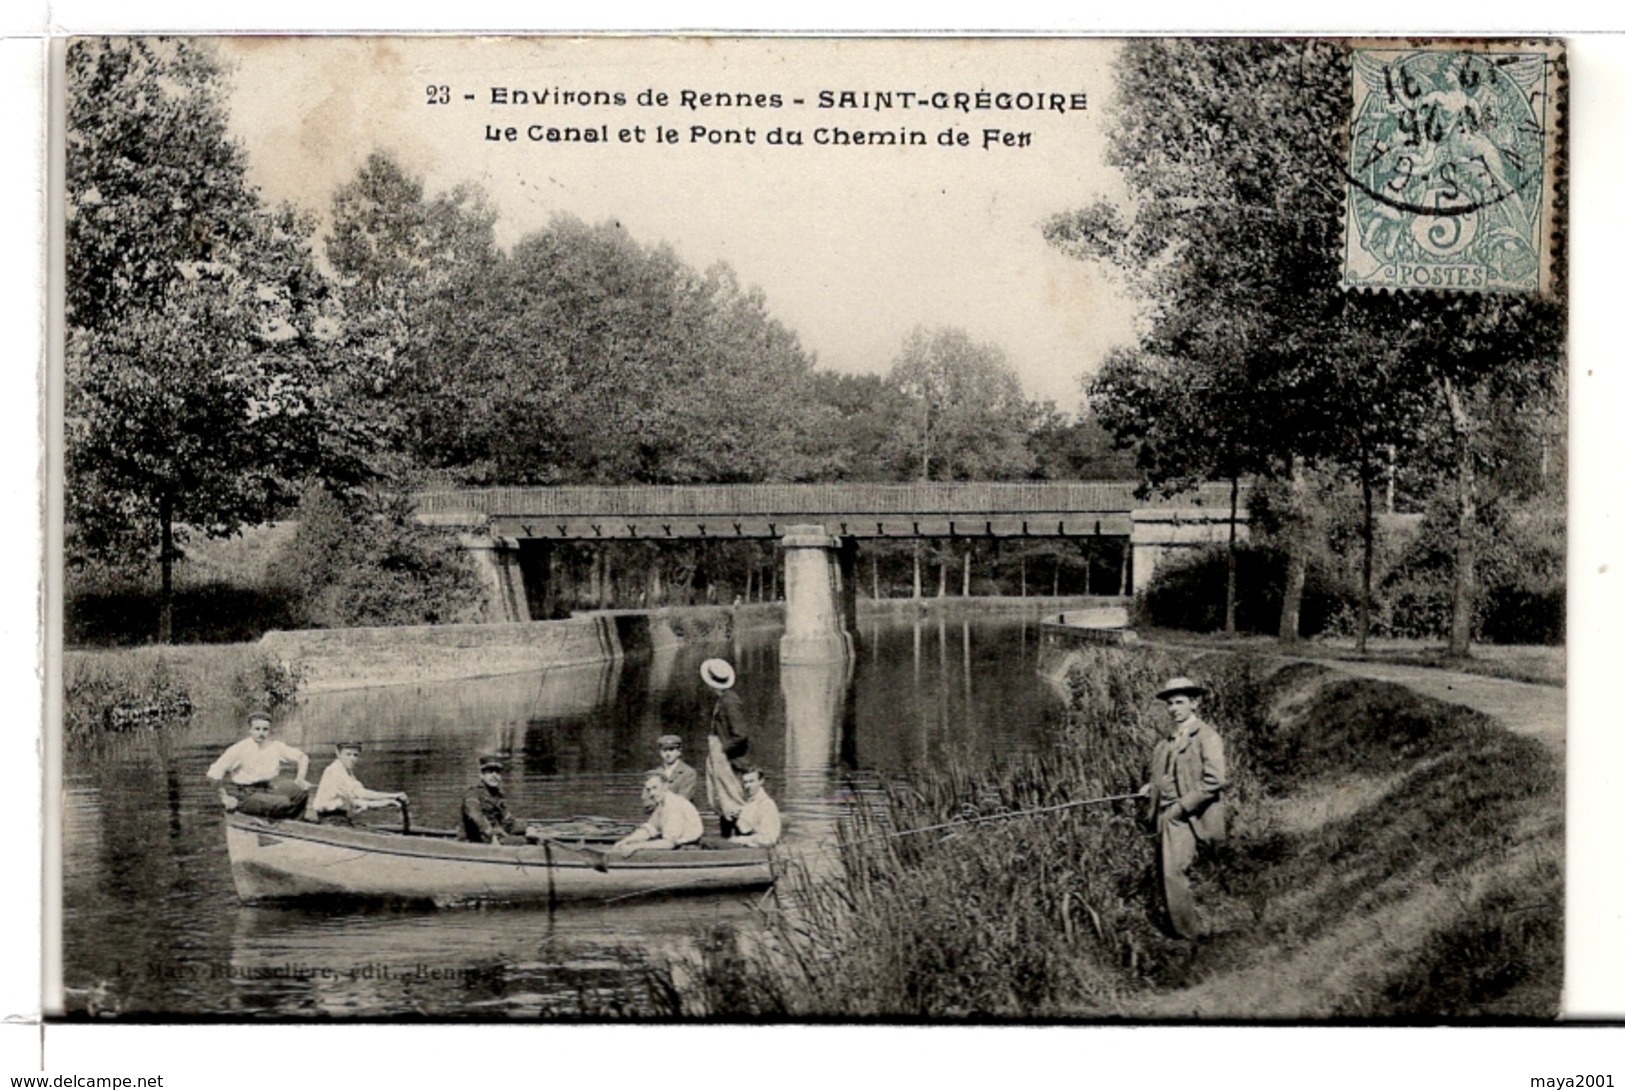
[{"left": 218, "top": 36, "right": 1141, "bottom": 408}]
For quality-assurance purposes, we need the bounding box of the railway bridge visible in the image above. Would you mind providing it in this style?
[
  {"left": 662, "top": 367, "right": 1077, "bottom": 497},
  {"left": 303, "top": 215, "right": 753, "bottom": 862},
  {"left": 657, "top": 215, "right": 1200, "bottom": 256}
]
[{"left": 416, "top": 481, "right": 1246, "bottom": 661}]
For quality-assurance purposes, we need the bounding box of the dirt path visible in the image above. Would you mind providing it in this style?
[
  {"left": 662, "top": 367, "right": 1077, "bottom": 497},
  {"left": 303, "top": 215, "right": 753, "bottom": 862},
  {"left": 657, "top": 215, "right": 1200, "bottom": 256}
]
[
  {"left": 1151, "top": 636, "right": 1567, "bottom": 751},
  {"left": 1307, "top": 657, "right": 1565, "bottom": 752}
]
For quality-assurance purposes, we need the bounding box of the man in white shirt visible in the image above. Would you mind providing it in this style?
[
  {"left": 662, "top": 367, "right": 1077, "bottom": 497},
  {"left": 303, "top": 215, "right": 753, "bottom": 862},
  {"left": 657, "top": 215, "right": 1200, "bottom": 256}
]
[
  {"left": 206, "top": 709, "right": 310, "bottom": 819},
  {"left": 609, "top": 774, "right": 704, "bottom": 856},
  {"left": 310, "top": 742, "right": 407, "bottom": 825},
  {"left": 724, "top": 766, "right": 782, "bottom": 848}
]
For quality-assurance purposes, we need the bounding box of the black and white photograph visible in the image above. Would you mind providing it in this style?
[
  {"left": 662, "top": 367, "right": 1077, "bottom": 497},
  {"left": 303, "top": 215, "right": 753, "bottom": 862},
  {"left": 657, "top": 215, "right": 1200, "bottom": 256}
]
[{"left": 28, "top": 21, "right": 1625, "bottom": 1074}]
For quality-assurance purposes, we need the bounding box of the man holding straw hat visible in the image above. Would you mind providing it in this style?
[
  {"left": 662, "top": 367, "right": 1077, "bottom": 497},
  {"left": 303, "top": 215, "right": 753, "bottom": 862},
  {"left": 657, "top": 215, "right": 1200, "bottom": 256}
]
[{"left": 699, "top": 658, "right": 750, "bottom": 837}]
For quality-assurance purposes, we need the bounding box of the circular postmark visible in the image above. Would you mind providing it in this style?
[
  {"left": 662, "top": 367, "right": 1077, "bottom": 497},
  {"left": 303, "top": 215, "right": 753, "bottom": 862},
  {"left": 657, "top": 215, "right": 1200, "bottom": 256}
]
[{"left": 1345, "top": 49, "right": 1550, "bottom": 285}]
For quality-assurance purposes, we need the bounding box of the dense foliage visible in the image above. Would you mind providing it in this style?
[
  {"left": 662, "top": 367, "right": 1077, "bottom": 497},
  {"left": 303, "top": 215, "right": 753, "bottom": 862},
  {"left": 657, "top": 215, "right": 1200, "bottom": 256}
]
[
  {"left": 1046, "top": 39, "right": 1566, "bottom": 653},
  {"left": 65, "top": 40, "right": 359, "bottom": 640},
  {"left": 266, "top": 486, "right": 484, "bottom": 628}
]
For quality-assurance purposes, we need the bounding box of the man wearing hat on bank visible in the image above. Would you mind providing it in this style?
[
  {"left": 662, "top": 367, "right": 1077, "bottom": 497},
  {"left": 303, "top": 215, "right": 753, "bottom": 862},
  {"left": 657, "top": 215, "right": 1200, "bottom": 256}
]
[
  {"left": 652, "top": 734, "right": 698, "bottom": 801},
  {"left": 700, "top": 658, "right": 750, "bottom": 837},
  {"left": 206, "top": 707, "right": 311, "bottom": 819},
  {"left": 1140, "top": 676, "right": 1228, "bottom": 940},
  {"left": 310, "top": 742, "right": 407, "bottom": 825},
  {"left": 460, "top": 754, "right": 528, "bottom": 844}
]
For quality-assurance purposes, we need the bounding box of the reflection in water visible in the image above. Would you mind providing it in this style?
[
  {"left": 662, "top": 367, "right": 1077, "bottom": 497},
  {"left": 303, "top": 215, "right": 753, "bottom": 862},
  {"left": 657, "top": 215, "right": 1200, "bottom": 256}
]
[
  {"left": 61, "top": 614, "right": 1067, "bottom": 1017},
  {"left": 779, "top": 658, "right": 850, "bottom": 847}
]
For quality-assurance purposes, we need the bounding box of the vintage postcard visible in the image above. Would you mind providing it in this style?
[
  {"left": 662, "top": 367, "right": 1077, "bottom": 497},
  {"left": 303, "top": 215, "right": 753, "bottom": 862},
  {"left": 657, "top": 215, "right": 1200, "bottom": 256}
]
[{"left": 50, "top": 32, "right": 1589, "bottom": 1053}]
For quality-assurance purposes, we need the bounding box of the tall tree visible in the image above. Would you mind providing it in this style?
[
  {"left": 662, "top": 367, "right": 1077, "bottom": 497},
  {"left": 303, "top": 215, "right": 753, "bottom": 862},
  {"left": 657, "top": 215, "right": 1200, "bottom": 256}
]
[
  {"left": 1045, "top": 39, "right": 1562, "bottom": 652},
  {"left": 799, "top": 371, "right": 916, "bottom": 481},
  {"left": 66, "top": 39, "right": 344, "bottom": 641},
  {"left": 887, "top": 326, "right": 1035, "bottom": 482},
  {"left": 325, "top": 151, "right": 498, "bottom": 460}
]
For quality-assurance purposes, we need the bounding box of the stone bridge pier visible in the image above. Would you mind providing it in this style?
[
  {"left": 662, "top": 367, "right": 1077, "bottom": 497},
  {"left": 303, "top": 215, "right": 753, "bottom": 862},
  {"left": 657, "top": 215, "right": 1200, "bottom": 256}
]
[{"left": 779, "top": 524, "right": 855, "bottom": 665}]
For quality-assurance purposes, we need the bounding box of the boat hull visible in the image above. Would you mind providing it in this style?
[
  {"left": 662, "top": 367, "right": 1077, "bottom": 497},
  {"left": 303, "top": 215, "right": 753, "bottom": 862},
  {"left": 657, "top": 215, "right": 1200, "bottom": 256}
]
[{"left": 224, "top": 815, "right": 772, "bottom": 905}]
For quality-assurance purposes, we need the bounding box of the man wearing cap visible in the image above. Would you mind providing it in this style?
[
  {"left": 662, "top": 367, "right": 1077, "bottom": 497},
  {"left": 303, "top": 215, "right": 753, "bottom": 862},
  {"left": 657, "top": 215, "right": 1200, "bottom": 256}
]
[
  {"left": 460, "top": 755, "right": 528, "bottom": 845},
  {"left": 699, "top": 658, "right": 750, "bottom": 836},
  {"left": 1140, "top": 677, "right": 1228, "bottom": 940},
  {"left": 206, "top": 708, "right": 310, "bottom": 819},
  {"left": 310, "top": 742, "right": 407, "bottom": 825},
  {"left": 652, "top": 734, "right": 698, "bottom": 801},
  {"left": 608, "top": 773, "right": 704, "bottom": 857}
]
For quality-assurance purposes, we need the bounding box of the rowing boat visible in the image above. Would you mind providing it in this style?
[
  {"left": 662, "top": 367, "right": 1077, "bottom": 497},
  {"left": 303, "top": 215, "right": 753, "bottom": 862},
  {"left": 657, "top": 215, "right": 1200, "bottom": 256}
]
[{"left": 223, "top": 813, "right": 773, "bottom": 905}]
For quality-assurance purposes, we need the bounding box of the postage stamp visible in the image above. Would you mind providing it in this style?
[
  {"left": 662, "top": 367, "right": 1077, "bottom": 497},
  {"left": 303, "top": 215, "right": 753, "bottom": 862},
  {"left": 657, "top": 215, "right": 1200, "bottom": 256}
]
[{"left": 1342, "top": 42, "right": 1563, "bottom": 294}]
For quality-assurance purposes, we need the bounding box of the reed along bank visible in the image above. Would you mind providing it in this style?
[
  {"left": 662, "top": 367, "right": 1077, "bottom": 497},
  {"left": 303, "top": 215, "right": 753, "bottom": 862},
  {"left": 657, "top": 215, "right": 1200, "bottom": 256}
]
[{"left": 646, "top": 645, "right": 1561, "bottom": 1020}]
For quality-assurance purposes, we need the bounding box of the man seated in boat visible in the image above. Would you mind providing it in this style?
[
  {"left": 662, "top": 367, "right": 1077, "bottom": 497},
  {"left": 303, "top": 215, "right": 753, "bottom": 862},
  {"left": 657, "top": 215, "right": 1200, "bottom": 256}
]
[
  {"left": 652, "top": 733, "right": 698, "bottom": 801},
  {"left": 460, "top": 754, "right": 528, "bottom": 845},
  {"left": 206, "top": 708, "right": 311, "bottom": 819},
  {"left": 607, "top": 774, "right": 704, "bottom": 857},
  {"left": 309, "top": 741, "right": 407, "bottom": 826},
  {"left": 721, "top": 765, "right": 781, "bottom": 848}
]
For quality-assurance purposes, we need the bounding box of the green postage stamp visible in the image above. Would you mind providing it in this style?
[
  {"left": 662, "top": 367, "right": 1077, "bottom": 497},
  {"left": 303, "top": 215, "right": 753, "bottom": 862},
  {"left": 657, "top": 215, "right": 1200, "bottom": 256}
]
[{"left": 1342, "top": 42, "right": 1562, "bottom": 295}]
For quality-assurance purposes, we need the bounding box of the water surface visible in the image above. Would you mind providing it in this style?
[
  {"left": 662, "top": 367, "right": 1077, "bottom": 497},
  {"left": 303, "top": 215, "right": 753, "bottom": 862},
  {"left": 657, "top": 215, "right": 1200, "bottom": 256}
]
[{"left": 61, "top": 614, "right": 1068, "bottom": 1017}]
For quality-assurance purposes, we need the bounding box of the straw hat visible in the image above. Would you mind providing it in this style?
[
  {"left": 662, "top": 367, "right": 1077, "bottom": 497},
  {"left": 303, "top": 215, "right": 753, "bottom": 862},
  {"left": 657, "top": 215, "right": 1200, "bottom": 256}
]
[
  {"left": 1155, "top": 677, "right": 1208, "bottom": 700},
  {"left": 700, "top": 658, "right": 736, "bottom": 691}
]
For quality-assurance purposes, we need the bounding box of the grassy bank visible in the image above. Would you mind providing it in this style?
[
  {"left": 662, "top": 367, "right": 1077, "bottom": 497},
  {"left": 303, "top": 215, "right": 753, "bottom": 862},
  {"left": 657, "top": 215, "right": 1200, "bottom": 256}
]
[
  {"left": 64, "top": 643, "right": 303, "bottom": 739},
  {"left": 644, "top": 647, "right": 1560, "bottom": 1019}
]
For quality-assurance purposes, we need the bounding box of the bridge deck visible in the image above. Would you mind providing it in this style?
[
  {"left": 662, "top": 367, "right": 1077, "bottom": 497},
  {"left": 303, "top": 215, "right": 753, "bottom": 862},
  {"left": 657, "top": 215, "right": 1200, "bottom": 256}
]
[{"left": 417, "top": 482, "right": 1242, "bottom": 541}]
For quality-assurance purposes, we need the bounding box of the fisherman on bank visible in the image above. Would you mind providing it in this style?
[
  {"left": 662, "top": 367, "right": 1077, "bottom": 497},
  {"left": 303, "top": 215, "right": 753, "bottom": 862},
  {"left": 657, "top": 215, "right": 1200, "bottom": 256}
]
[
  {"left": 1140, "top": 677, "right": 1228, "bottom": 940},
  {"left": 460, "top": 754, "right": 528, "bottom": 845},
  {"left": 652, "top": 733, "right": 698, "bottom": 801},
  {"left": 309, "top": 742, "right": 407, "bottom": 825},
  {"left": 207, "top": 708, "right": 311, "bottom": 818},
  {"left": 609, "top": 773, "right": 704, "bottom": 856},
  {"left": 700, "top": 658, "right": 751, "bottom": 837}
]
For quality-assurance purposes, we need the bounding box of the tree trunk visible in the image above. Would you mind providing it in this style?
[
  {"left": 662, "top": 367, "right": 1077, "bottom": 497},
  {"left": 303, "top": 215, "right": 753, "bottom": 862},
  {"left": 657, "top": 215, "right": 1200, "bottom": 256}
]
[
  {"left": 912, "top": 542, "right": 922, "bottom": 599},
  {"left": 1385, "top": 443, "right": 1397, "bottom": 514},
  {"left": 1020, "top": 555, "right": 1027, "bottom": 597},
  {"left": 872, "top": 554, "right": 880, "bottom": 601},
  {"left": 1224, "top": 472, "right": 1239, "bottom": 636},
  {"left": 1358, "top": 470, "right": 1375, "bottom": 655},
  {"left": 937, "top": 556, "right": 947, "bottom": 598},
  {"left": 1442, "top": 374, "right": 1476, "bottom": 658},
  {"left": 1278, "top": 456, "right": 1308, "bottom": 645},
  {"left": 158, "top": 491, "right": 174, "bottom": 644},
  {"left": 1118, "top": 544, "right": 1130, "bottom": 597},
  {"left": 1083, "top": 549, "right": 1091, "bottom": 596},
  {"left": 961, "top": 547, "right": 971, "bottom": 596}
]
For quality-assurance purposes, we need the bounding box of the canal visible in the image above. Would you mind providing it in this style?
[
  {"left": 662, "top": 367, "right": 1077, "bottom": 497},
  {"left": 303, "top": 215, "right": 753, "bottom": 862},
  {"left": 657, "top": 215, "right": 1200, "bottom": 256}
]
[{"left": 60, "top": 613, "right": 1072, "bottom": 1017}]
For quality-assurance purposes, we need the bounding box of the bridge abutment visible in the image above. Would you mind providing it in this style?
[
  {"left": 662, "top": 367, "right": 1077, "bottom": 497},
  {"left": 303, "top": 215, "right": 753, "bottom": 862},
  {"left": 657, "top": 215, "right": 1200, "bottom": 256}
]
[
  {"left": 462, "top": 535, "right": 531, "bottom": 623},
  {"left": 779, "top": 524, "right": 854, "bottom": 665}
]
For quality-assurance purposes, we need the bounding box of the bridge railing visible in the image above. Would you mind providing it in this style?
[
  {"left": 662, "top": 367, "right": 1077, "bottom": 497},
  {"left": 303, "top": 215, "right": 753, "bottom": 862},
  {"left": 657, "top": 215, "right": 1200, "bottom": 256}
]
[{"left": 414, "top": 481, "right": 1240, "bottom": 518}]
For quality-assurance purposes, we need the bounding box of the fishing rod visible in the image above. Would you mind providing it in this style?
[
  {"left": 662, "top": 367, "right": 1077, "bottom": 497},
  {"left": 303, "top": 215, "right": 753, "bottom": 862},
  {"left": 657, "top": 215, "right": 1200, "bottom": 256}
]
[{"left": 842, "top": 790, "right": 1145, "bottom": 846}]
